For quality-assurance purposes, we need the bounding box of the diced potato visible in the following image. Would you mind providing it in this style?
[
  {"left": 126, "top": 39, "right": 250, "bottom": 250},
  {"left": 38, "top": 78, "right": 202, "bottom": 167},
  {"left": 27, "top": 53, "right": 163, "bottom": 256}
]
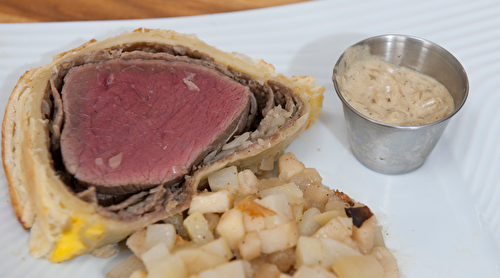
[
  {"left": 175, "top": 248, "right": 227, "bottom": 275},
  {"left": 257, "top": 177, "right": 286, "bottom": 192},
  {"left": 293, "top": 204, "right": 304, "bottom": 223},
  {"left": 298, "top": 207, "right": 322, "bottom": 236},
  {"left": 147, "top": 254, "right": 187, "bottom": 278},
  {"left": 236, "top": 198, "right": 277, "bottom": 218},
  {"left": 126, "top": 228, "right": 148, "bottom": 257},
  {"left": 108, "top": 155, "right": 396, "bottom": 278},
  {"left": 238, "top": 231, "right": 262, "bottom": 261},
  {"left": 312, "top": 210, "right": 347, "bottom": 226},
  {"left": 198, "top": 260, "right": 253, "bottom": 278},
  {"left": 370, "top": 247, "right": 399, "bottom": 278},
  {"left": 289, "top": 168, "right": 323, "bottom": 189},
  {"left": 200, "top": 237, "right": 233, "bottom": 261},
  {"left": 260, "top": 155, "right": 275, "bottom": 171},
  {"left": 295, "top": 236, "right": 323, "bottom": 267},
  {"left": 242, "top": 211, "right": 267, "bottom": 232},
  {"left": 208, "top": 166, "right": 239, "bottom": 192},
  {"left": 258, "top": 221, "right": 299, "bottom": 254},
  {"left": 352, "top": 216, "right": 377, "bottom": 254},
  {"left": 188, "top": 190, "right": 234, "bottom": 215},
  {"left": 319, "top": 238, "right": 361, "bottom": 268},
  {"left": 331, "top": 255, "right": 384, "bottom": 278},
  {"left": 145, "top": 224, "right": 177, "bottom": 251},
  {"left": 313, "top": 218, "right": 357, "bottom": 250},
  {"left": 184, "top": 211, "right": 214, "bottom": 244},
  {"left": 337, "top": 217, "right": 353, "bottom": 236},
  {"left": 278, "top": 153, "right": 306, "bottom": 181},
  {"left": 106, "top": 254, "right": 146, "bottom": 278},
  {"left": 293, "top": 266, "right": 338, "bottom": 278},
  {"left": 302, "top": 183, "right": 332, "bottom": 210},
  {"left": 238, "top": 169, "right": 260, "bottom": 195},
  {"left": 256, "top": 194, "right": 295, "bottom": 229},
  {"left": 262, "top": 248, "right": 296, "bottom": 272},
  {"left": 216, "top": 209, "right": 246, "bottom": 250},
  {"left": 253, "top": 263, "right": 282, "bottom": 278},
  {"left": 141, "top": 243, "right": 171, "bottom": 271},
  {"left": 259, "top": 182, "right": 304, "bottom": 205}
]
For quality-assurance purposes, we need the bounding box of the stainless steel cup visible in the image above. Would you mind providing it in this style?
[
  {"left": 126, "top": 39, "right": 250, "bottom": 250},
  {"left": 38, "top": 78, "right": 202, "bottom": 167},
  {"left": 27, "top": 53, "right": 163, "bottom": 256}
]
[{"left": 332, "top": 35, "right": 469, "bottom": 174}]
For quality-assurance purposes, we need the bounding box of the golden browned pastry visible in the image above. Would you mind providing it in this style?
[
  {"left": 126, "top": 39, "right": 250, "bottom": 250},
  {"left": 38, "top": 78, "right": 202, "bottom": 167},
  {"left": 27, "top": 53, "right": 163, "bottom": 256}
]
[{"left": 2, "top": 28, "right": 324, "bottom": 262}]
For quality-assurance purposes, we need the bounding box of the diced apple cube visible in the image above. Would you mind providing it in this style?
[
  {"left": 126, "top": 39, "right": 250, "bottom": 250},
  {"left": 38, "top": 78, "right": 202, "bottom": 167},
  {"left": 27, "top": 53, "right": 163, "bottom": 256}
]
[
  {"left": 293, "top": 265, "right": 338, "bottom": 278},
  {"left": 370, "top": 246, "right": 399, "bottom": 278},
  {"left": 238, "top": 169, "right": 260, "bottom": 195},
  {"left": 259, "top": 182, "right": 304, "bottom": 205},
  {"left": 238, "top": 231, "right": 262, "bottom": 261},
  {"left": 141, "top": 243, "right": 171, "bottom": 271},
  {"left": 278, "top": 153, "right": 305, "bottom": 181},
  {"left": 253, "top": 263, "right": 282, "bottom": 278},
  {"left": 319, "top": 238, "right": 361, "bottom": 268},
  {"left": 293, "top": 204, "right": 304, "bottom": 223},
  {"left": 295, "top": 236, "right": 323, "bottom": 267},
  {"left": 312, "top": 210, "right": 346, "bottom": 226},
  {"left": 216, "top": 209, "right": 246, "bottom": 250},
  {"left": 147, "top": 254, "right": 187, "bottom": 278},
  {"left": 236, "top": 198, "right": 275, "bottom": 232},
  {"left": 208, "top": 166, "right": 239, "bottom": 192},
  {"left": 298, "top": 208, "right": 322, "bottom": 236},
  {"left": 126, "top": 228, "right": 147, "bottom": 257},
  {"left": 145, "top": 224, "right": 177, "bottom": 251},
  {"left": 175, "top": 248, "right": 227, "bottom": 275},
  {"left": 256, "top": 194, "right": 295, "bottom": 229},
  {"left": 337, "top": 217, "right": 353, "bottom": 236},
  {"left": 258, "top": 221, "right": 299, "bottom": 254},
  {"left": 331, "top": 255, "right": 384, "bottom": 278},
  {"left": 352, "top": 216, "right": 376, "bottom": 254},
  {"left": 200, "top": 237, "right": 233, "bottom": 261},
  {"left": 184, "top": 211, "right": 214, "bottom": 244},
  {"left": 242, "top": 212, "right": 267, "bottom": 232},
  {"left": 188, "top": 190, "right": 234, "bottom": 215},
  {"left": 198, "top": 260, "right": 253, "bottom": 278},
  {"left": 324, "top": 196, "right": 349, "bottom": 211},
  {"left": 313, "top": 218, "right": 357, "bottom": 250}
]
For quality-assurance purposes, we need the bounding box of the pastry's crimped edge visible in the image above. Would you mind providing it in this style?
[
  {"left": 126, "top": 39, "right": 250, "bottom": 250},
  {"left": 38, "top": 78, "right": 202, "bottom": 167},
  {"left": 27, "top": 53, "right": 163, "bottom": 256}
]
[{"left": 1, "top": 28, "right": 325, "bottom": 262}]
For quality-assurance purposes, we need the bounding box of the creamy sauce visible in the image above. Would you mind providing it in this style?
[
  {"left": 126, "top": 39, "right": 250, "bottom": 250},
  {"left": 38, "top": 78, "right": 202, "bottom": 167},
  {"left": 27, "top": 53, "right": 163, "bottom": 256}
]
[{"left": 336, "top": 45, "right": 455, "bottom": 126}]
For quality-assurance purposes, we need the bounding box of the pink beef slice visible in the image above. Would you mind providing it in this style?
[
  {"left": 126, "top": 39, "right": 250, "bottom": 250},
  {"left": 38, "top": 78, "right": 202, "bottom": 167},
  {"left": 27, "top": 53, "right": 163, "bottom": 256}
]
[{"left": 60, "top": 59, "right": 250, "bottom": 193}]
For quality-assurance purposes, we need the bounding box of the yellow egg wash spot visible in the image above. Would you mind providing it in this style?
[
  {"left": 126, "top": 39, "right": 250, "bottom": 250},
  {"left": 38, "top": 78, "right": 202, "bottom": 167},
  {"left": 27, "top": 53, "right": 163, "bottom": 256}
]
[{"left": 49, "top": 215, "right": 105, "bottom": 263}]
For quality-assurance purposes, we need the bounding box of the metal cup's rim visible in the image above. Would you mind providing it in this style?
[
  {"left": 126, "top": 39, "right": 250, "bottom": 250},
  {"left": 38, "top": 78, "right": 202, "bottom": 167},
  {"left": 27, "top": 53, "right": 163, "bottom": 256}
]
[{"left": 332, "top": 34, "right": 469, "bottom": 130}]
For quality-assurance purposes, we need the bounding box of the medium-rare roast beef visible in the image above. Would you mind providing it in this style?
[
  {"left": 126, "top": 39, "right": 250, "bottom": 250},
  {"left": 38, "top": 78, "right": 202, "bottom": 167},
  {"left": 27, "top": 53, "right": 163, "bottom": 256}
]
[
  {"left": 44, "top": 39, "right": 309, "bottom": 216},
  {"left": 3, "top": 29, "right": 325, "bottom": 262},
  {"left": 60, "top": 59, "right": 251, "bottom": 194}
]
